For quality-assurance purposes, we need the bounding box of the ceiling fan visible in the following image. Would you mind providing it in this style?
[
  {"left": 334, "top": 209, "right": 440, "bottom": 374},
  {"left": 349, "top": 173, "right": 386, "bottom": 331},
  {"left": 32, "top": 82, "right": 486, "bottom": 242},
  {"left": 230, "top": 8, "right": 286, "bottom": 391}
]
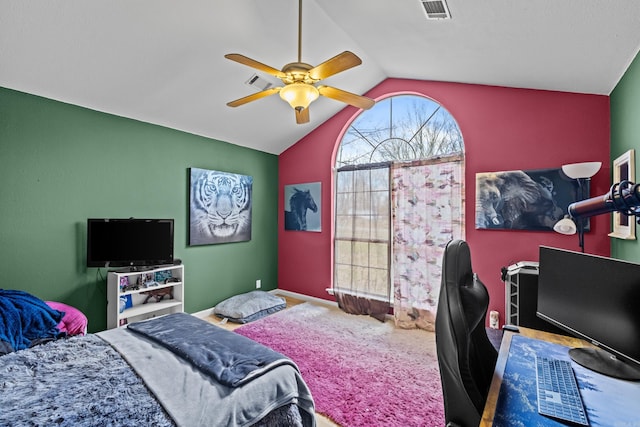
[{"left": 225, "top": 0, "right": 375, "bottom": 124}]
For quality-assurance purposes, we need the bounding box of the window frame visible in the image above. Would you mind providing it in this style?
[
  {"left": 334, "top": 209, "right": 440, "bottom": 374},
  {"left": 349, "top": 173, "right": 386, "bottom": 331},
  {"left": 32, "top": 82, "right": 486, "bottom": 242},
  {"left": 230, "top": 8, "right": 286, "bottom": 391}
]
[{"left": 332, "top": 93, "right": 464, "bottom": 299}]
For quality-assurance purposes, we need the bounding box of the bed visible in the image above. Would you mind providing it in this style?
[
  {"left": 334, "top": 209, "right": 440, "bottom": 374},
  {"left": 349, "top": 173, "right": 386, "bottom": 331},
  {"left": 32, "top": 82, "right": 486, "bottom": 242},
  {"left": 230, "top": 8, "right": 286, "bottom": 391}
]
[{"left": 0, "top": 291, "right": 315, "bottom": 427}]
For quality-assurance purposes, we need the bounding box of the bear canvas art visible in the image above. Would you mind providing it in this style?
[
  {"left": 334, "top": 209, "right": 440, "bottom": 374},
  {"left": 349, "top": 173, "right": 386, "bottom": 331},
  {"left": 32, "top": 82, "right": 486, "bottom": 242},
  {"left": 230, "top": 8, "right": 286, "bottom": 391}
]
[{"left": 475, "top": 167, "right": 587, "bottom": 231}]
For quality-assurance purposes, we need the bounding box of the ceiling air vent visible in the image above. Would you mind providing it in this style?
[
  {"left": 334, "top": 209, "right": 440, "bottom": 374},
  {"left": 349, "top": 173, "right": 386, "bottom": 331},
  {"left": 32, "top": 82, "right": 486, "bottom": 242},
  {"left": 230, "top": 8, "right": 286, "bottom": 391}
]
[
  {"left": 421, "top": 0, "right": 451, "bottom": 20},
  {"left": 245, "top": 73, "right": 274, "bottom": 92}
]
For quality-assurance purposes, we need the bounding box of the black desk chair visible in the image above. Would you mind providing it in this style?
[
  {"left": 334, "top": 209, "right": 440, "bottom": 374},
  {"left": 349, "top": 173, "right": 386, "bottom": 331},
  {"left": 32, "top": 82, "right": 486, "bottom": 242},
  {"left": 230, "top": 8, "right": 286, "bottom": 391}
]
[{"left": 435, "top": 239, "right": 498, "bottom": 427}]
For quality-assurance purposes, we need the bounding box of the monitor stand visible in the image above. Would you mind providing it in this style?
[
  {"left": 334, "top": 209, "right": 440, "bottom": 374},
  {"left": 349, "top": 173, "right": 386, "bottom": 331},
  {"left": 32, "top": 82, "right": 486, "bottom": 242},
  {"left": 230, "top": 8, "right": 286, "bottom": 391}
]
[
  {"left": 113, "top": 266, "right": 152, "bottom": 273},
  {"left": 569, "top": 347, "right": 640, "bottom": 381}
]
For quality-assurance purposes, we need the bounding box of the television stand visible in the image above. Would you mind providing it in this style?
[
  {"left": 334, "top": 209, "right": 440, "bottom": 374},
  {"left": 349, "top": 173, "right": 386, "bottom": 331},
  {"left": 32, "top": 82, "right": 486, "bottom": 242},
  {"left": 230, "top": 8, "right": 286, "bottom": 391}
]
[
  {"left": 113, "top": 266, "right": 154, "bottom": 273},
  {"left": 106, "top": 264, "right": 184, "bottom": 329}
]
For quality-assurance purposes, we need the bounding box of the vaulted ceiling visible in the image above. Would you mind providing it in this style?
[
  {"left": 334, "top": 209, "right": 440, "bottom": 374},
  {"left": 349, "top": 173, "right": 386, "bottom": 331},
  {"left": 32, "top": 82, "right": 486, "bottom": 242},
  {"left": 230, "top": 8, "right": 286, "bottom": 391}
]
[{"left": 2, "top": 1, "right": 640, "bottom": 154}]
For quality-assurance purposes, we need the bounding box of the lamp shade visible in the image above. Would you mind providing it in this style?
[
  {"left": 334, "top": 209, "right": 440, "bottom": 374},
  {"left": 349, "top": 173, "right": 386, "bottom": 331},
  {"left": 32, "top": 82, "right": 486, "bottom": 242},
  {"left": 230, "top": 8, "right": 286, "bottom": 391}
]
[
  {"left": 561, "top": 162, "right": 602, "bottom": 179},
  {"left": 279, "top": 83, "right": 319, "bottom": 110},
  {"left": 553, "top": 216, "right": 577, "bottom": 235}
]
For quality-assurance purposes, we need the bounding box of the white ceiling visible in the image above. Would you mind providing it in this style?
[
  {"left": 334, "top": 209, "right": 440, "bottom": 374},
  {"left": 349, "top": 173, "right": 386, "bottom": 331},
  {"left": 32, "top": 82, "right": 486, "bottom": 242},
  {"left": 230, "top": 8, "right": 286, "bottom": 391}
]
[{"left": 2, "top": 1, "right": 640, "bottom": 154}]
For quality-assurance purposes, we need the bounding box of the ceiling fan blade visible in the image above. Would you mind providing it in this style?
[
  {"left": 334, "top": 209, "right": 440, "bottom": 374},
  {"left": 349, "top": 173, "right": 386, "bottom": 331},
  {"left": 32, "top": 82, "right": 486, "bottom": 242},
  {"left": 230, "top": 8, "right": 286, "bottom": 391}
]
[
  {"left": 318, "top": 85, "right": 375, "bottom": 110},
  {"left": 224, "top": 54, "right": 286, "bottom": 79},
  {"left": 295, "top": 107, "right": 310, "bottom": 124},
  {"left": 227, "top": 87, "right": 281, "bottom": 107},
  {"left": 308, "top": 51, "right": 362, "bottom": 80}
]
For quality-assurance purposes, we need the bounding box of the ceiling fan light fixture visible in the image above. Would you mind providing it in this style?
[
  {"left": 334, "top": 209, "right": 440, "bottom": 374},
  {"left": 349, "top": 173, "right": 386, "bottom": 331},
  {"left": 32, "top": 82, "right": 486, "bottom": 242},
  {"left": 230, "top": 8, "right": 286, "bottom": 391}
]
[
  {"left": 225, "top": 0, "right": 372, "bottom": 122},
  {"left": 279, "top": 83, "right": 319, "bottom": 110}
]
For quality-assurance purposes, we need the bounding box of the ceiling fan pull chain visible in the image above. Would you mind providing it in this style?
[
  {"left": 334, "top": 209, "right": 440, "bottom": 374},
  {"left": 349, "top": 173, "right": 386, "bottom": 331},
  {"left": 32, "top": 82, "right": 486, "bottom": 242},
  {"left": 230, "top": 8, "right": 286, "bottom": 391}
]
[{"left": 297, "top": 0, "right": 302, "bottom": 63}]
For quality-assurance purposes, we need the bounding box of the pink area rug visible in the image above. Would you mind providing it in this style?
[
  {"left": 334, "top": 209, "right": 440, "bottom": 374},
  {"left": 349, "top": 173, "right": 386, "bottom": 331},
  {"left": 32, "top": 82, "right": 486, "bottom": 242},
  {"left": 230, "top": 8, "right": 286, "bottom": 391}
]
[{"left": 235, "top": 303, "right": 444, "bottom": 427}]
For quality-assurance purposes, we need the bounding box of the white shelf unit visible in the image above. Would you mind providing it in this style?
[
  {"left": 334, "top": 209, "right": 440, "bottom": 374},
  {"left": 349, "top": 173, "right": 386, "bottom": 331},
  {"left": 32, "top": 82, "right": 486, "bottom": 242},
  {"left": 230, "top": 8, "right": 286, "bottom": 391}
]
[{"left": 107, "top": 264, "right": 184, "bottom": 329}]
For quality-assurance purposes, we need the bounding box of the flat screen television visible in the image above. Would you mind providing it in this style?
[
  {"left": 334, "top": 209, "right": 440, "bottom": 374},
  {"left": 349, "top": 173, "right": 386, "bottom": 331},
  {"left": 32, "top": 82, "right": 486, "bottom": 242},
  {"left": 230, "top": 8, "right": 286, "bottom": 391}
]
[
  {"left": 87, "top": 218, "right": 174, "bottom": 269},
  {"left": 537, "top": 246, "right": 640, "bottom": 380}
]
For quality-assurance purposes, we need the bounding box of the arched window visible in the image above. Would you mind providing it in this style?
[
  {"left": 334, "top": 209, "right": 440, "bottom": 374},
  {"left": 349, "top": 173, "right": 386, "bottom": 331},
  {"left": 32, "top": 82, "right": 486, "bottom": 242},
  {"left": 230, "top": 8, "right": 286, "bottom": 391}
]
[
  {"left": 336, "top": 94, "right": 463, "bottom": 167},
  {"left": 333, "top": 94, "right": 465, "bottom": 328}
]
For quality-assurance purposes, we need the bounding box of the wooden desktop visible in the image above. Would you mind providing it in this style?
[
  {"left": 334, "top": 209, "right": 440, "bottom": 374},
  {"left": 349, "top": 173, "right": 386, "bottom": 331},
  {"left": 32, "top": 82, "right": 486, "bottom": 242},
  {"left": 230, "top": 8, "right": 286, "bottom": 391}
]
[{"left": 480, "top": 326, "right": 596, "bottom": 426}]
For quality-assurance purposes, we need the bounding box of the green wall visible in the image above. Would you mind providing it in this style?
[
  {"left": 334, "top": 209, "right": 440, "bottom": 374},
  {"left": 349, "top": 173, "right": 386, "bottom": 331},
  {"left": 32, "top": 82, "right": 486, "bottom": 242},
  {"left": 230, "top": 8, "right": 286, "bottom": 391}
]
[
  {"left": 610, "top": 51, "right": 640, "bottom": 262},
  {"left": 0, "top": 87, "right": 278, "bottom": 332}
]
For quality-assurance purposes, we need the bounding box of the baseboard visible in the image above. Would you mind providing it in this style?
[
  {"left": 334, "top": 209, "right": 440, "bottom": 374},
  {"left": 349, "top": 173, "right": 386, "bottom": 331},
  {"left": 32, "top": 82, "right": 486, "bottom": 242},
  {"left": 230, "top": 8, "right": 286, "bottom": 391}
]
[
  {"left": 272, "top": 289, "right": 338, "bottom": 308},
  {"left": 191, "top": 307, "right": 214, "bottom": 319},
  {"left": 190, "top": 289, "right": 337, "bottom": 319},
  {"left": 278, "top": 289, "right": 396, "bottom": 322}
]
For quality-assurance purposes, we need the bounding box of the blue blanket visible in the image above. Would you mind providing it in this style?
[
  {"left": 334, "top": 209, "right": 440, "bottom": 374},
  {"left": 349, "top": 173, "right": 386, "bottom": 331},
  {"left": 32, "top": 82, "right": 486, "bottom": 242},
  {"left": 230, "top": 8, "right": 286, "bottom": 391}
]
[
  {"left": 0, "top": 289, "right": 65, "bottom": 354},
  {"left": 0, "top": 335, "right": 175, "bottom": 427},
  {"left": 127, "top": 312, "right": 296, "bottom": 387}
]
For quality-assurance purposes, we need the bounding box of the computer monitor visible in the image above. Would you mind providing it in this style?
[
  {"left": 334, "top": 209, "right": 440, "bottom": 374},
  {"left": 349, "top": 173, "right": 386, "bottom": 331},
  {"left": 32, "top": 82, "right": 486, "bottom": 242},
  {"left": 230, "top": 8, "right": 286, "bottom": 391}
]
[{"left": 537, "top": 246, "right": 640, "bottom": 381}]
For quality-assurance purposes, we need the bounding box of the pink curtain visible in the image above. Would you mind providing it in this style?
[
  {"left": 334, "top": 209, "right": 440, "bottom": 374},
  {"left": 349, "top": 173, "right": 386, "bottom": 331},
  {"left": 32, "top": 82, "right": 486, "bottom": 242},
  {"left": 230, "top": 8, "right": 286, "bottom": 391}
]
[{"left": 391, "top": 156, "right": 464, "bottom": 331}]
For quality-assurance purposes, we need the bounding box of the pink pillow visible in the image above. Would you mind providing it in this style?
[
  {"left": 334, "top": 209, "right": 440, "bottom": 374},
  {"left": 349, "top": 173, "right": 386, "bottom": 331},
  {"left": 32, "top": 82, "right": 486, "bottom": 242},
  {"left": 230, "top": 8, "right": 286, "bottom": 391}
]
[{"left": 46, "top": 301, "right": 88, "bottom": 336}]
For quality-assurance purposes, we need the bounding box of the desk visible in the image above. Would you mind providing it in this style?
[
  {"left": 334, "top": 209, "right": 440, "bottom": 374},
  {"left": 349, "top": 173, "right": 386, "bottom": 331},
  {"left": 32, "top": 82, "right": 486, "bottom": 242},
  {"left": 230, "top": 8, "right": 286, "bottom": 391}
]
[{"left": 481, "top": 326, "right": 640, "bottom": 426}]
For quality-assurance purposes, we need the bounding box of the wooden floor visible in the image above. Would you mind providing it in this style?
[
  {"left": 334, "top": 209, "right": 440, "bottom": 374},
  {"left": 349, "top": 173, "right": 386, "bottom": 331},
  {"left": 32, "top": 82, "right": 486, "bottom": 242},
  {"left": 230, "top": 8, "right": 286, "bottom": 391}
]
[{"left": 205, "top": 293, "right": 340, "bottom": 427}]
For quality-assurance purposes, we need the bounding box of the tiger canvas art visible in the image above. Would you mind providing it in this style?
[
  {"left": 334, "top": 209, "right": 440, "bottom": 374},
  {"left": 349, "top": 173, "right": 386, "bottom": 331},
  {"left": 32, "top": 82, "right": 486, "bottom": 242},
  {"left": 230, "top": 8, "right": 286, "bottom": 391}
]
[{"left": 189, "top": 168, "right": 253, "bottom": 245}]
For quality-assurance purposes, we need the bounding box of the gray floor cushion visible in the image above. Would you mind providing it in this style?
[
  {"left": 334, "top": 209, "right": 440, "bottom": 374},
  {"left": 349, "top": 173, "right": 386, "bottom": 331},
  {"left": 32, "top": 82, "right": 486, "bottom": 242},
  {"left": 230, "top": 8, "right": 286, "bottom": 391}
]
[{"left": 214, "top": 291, "right": 286, "bottom": 323}]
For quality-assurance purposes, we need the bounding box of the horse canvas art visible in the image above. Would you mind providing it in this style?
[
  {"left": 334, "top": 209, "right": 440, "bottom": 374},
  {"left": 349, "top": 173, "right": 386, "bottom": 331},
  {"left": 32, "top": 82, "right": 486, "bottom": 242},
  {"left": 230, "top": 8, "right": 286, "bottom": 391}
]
[{"left": 284, "top": 183, "right": 321, "bottom": 232}]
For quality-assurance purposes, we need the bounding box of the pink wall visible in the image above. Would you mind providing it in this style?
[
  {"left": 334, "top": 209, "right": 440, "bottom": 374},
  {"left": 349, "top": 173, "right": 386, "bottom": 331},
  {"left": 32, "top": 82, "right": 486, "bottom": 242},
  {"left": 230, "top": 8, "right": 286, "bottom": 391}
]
[{"left": 279, "top": 78, "right": 610, "bottom": 323}]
